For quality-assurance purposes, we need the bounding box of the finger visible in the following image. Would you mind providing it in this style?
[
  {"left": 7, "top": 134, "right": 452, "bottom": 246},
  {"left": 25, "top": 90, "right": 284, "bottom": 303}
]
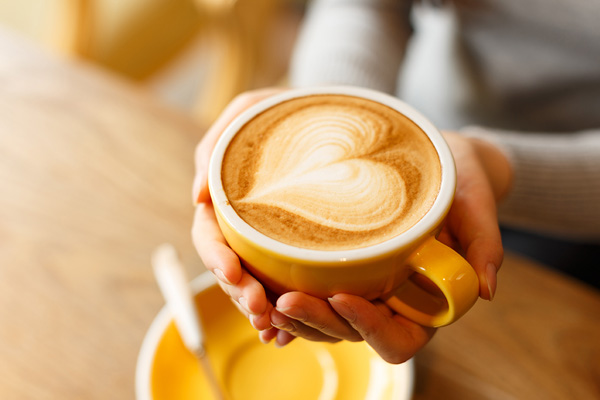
[
  {"left": 220, "top": 269, "right": 276, "bottom": 332},
  {"left": 437, "top": 225, "right": 460, "bottom": 254},
  {"left": 216, "top": 270, "right": 269, "bottom": 318},
  {"left": 193, "top": 88, "right": 285, "bottom": 204},
  {"left": 229, "top": 292, "right": 274, "bottom": 333},
  {"left": 329, "top": 294, "right": 436, "bottom": 364},
  {"left": 275, "top": 330, "right": 297, "bottom": 348},
  {"left": 443, "top": 133, "right": 503, "bottom": 300},
  {"left": 230, "top": 296, "right": 250, "bottom": 319},
  {"left": 270, "top": 308, "right": 341, "bottom": 344},
  {"left": 276, "top": 292, "right": 362, "bottom": 342},
  {"left": 250, "top": 304, "right": 275, "bottom": 332},
  {"left": 449, "top": 162, "right": 503, "bottom": 300},
  {"left": 259, "top": 327, "right": 279, "bottom": 344},
  {"left": 193, "top": 203, "right": 271, "bottom": 322},
  {"left": 192, "top": 203, "right": 242, "bottom": 285}
]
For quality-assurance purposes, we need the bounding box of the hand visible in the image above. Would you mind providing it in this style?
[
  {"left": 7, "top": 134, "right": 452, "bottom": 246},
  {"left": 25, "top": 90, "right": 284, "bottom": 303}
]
[
  {"left": 192, "top": 88, "right": 512, "bottom": 363},
  {"left": 191, "top": 87, "right": 425, "bottom": 355},
  {"left": 439, "top": 131, "right": 513, "bottom": 301},
  {"left": 271, "top": 292, "right": 436, "bottom": 364},
  {"left": 192, "top": 88, "right": 291, "bottom": 344},
  {"left": 269, "top": 131, "right": 512, "bottom": 363}
]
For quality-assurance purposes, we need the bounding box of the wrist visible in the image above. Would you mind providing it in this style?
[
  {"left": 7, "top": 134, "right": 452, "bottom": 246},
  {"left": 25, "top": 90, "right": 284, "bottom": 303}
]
[{"left": 469, "top": 137, "right": 514, "bottom": 202}]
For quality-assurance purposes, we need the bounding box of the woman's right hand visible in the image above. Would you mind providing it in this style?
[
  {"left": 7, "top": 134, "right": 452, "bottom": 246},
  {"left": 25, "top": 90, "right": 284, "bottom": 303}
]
[
  {"left": 192, "top": 88, "right": 373, "bottom": 348},
  {"left": 192, "top": 88, "right": 290, "bottom": 344}
]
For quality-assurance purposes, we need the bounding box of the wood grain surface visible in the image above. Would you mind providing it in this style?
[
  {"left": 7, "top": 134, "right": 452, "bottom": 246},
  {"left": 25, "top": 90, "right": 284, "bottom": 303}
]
[
  {"left": 414, "top": 258, "right": 600, "bottom": 400},
  {"left": 1, "top": 28, "right": 599, "bottom": 400},
  {"left": 0, "top": 28, "right": 203, "bottom": 399}
]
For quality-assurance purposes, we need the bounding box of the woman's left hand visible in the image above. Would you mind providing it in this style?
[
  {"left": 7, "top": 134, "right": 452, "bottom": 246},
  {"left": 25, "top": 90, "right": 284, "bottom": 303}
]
[{"left": 269, "top": 131, "right": 513, "bottom": 363}]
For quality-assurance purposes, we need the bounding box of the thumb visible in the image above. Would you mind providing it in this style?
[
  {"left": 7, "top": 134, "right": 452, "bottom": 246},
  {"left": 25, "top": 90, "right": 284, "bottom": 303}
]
[{"left": 193, "top": 88, "right": 286, "bottom": 204}]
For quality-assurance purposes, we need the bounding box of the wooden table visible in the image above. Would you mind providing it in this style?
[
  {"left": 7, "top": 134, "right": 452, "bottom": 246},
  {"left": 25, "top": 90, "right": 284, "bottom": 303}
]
[{"left": 1, "top": 28, "right": 599, "bottom": 400}]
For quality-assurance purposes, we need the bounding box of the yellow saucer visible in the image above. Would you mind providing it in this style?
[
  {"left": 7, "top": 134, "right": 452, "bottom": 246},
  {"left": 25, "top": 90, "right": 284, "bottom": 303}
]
[{"left": 136, "top": 273, "right": 414, "bottom": 400}]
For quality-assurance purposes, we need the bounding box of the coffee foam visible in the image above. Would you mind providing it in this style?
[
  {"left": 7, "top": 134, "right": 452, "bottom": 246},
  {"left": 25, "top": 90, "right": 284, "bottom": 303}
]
[{"left": 222, "top": 95, "right": 441, "bottom": 250}]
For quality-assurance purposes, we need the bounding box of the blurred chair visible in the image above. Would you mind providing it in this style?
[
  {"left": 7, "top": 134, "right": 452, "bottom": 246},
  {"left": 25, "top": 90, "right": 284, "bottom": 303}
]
[
  {"left": 0, "top": 0, "right": 300, "bottom": 126},
  {"left": 0, "top": 0, "right": 88, "bottom": 54},
  {"left": 191, "top": 0, "right": 280, "bottom": 125},
  {"left": 79, "top": 0, "right": 203, "bottom": 81}
]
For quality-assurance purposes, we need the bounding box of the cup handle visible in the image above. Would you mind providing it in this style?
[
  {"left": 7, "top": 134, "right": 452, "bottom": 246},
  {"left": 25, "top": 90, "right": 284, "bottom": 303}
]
[{"left": 384, "top": 237, "right": 479, "bottom": 327}]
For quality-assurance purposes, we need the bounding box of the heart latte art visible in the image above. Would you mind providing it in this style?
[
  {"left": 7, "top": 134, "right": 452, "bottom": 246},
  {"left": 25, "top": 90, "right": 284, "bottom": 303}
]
[{"left": 221, "top": 95, "right": 441, "bottom": 250}]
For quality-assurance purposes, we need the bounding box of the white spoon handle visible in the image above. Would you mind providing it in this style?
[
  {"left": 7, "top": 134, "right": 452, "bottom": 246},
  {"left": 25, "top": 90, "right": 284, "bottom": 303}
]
[
  {"left": 151, "top": 244, "right": 226, "bottom": 399},
  {"left": 151, "top": 243, "right": 204, "bottom": 354}
]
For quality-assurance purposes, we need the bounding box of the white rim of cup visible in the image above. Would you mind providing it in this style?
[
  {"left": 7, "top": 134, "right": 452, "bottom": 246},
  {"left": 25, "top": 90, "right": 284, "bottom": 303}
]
[{"left": 208, "top": 86, "right": 456, "bottom": 263}]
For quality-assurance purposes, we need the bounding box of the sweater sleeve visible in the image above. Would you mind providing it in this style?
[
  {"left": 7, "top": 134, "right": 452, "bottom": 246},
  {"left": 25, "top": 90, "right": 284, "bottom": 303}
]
[
  {"left": 290, "top": 0, "right": 600, "bottom": 243},
  {"left": 289, "top": 0, "right": 413, "bottom": 93},
  {"left": 462, "top": 126, "right": 600, "bottom": 242}
]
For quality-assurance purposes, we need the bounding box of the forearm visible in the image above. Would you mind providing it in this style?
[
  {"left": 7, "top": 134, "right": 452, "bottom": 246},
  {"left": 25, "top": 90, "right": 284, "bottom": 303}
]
[
  {"left": 289, "top": 0, "right": 412, "bottom": 92},
  {"left": 462, "top": 127, "right": 600, "bottom": 242}
]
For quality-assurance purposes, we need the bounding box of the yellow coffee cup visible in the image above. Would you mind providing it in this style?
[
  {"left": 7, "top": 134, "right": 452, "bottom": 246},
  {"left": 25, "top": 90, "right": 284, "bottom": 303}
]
[{"left": 208, "top": 86, "right": 479, "bottom": 327}]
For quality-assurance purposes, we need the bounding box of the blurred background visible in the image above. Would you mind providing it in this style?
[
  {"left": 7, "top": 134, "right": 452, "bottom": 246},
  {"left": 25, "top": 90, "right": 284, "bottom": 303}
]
[
  {"left": 0, "top": 0, "right": 306, "bottom": 126},
  {"left": 1, "top": 4, "right": 598, "bottom": 399},
  {"left": 2, "top": 0, "right": 597, "bottom": 288},
  {"left": 0, "top": 0, "right": 463, "bottom": 137}
]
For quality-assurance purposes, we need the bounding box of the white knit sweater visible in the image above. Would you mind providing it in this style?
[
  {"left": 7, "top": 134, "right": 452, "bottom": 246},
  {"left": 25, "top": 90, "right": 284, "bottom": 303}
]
[{"left": 290, "top": 0, "right": 600, "bottom": 242}]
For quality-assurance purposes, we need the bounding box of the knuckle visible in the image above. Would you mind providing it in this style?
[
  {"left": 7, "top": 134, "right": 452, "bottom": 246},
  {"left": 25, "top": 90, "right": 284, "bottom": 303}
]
[
  {"left": 310, "top": 320, "right": 329, "bottom": 332},
  {"left": 281, "top": 321, "right": 298, "bottom": 333}
]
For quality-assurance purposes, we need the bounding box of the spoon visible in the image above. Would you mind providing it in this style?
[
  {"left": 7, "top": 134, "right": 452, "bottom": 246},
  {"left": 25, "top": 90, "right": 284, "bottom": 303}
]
[{"left": 151, "top": 243, "right": 226, "bottom": 400}]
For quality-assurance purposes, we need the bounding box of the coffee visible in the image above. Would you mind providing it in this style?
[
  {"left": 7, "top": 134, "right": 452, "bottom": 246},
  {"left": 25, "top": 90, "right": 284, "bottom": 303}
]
[{"left": 221, "top": 94, "right": 441, "bottom": 251}]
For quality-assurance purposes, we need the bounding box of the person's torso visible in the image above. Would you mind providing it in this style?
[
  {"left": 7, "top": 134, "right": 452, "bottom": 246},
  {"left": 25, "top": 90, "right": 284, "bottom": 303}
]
[{"left": 453, "top": 0, "right": 600, "bottom": 131}]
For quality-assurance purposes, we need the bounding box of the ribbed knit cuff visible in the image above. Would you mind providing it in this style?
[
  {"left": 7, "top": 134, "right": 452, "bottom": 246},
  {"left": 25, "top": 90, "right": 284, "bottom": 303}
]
[{"left": 460, "top": 126, "right": 600, "bottom": 242}]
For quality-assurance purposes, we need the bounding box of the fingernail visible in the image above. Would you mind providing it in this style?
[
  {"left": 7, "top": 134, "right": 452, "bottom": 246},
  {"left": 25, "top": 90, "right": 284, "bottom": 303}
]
[
  {"left": 249, "top": 314, "right": 259, "bottom": 330},
  {"left": 259, "top": 332, "right": 271, "bottom": 345},
  {"left": 270, "top": 311, "right": 295, "bottom": 332},
  {"left": 276, "top": 306, "right": 307, "bottom": 322},
  {"left": 271, "top": 320, "right": 294, "bottom": 332},
  {"left": 486, "top": 263, "right": 497, "bottom": 301},
  {"left": 328, "top": 297, "right": 356, "bottom": 323},
  {"left": 214, "top": 268, "right": 231, "bottom": 284},
  {"left": 258, "top": 327, "right": 277, "bottom": 345},
  {"left": 238, "top": 297, "right": 251, "bottom": 314}
]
